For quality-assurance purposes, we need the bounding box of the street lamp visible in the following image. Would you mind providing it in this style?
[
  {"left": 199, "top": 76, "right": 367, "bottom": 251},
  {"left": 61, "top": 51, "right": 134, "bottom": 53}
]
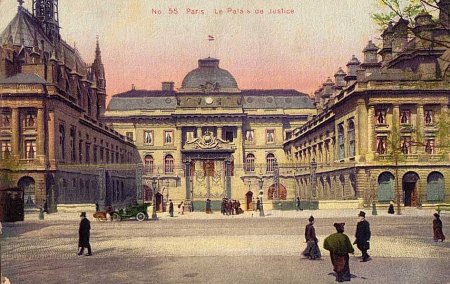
[
  {"left": 258, "top": 176, "right": 265, "bottom": 217},
  {"left": 151, "top": 177, "right": 158, "bottom": 220}
]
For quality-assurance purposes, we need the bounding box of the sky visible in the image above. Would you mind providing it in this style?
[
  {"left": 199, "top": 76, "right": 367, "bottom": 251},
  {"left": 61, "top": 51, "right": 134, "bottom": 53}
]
[{"left": 0, "top": 0, "right": 383, "bottom": 101}]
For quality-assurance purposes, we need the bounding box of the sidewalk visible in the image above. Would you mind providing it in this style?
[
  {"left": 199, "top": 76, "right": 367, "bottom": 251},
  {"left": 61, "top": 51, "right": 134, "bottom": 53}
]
[{"left": 22, "top": 207, "right": 439, "bottom": 222}]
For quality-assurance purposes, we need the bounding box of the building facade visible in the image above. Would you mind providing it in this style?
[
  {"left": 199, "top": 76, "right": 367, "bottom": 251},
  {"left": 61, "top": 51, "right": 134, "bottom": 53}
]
[
  {"left": 0, "top": 1, "right": 138, "bottom": 212},
  {"left": 104, "top": 57, "right": 316, "bottom": 210},
  {"left": 284, "top": 6, "right": 450, "bottom": 208}
]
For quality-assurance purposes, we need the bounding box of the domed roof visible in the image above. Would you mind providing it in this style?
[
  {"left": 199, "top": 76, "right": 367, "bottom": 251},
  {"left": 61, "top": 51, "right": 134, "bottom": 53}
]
[{"left": 179, "top": 57, "right": 239, "bottom": 93}]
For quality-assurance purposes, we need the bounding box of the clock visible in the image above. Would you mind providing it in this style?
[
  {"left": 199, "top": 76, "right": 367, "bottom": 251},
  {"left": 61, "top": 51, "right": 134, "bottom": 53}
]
[{"left": 205, "top": 97, "right": 213, "bottom": 104}]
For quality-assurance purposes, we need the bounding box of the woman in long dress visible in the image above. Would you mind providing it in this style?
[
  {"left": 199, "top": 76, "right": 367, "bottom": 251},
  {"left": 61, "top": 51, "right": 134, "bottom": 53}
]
[
  {"left": 433, "top": 213, "right": 445, "bottom": 242},
  {"left": 302, "top": 216, "right": 321, "bottom": 260}
]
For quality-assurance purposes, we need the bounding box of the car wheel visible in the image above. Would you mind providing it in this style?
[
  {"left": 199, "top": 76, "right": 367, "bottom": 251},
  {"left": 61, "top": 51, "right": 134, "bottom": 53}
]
[
  {"left": 136, "top": 212, "right": 146, "bottom": 221},
  {"left": 112, "top": 212, "right": 121, "bottom": 221}
]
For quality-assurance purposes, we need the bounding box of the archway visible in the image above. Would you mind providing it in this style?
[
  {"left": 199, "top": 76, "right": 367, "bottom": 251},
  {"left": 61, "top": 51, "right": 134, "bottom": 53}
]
[
  {"left": 155, "top": 192, "right": 163, "bottom": 212},
  {"left": 402, "top": 172, "right": 419, "bottom": 207},
  {"left": 245, "top": 190, "right": 253, "bottom": 210},
  {"left": 18, "top": 176, "right": 36, "bottom": 208},
  {"left": 378, "top": 172, "right": 395, "bottom": 202},
  {"left": 427, "top": 172, "right": 445, "bottom": 202},
  {"left": 268, "top": 183, "right": 287, "bottom": 200}
]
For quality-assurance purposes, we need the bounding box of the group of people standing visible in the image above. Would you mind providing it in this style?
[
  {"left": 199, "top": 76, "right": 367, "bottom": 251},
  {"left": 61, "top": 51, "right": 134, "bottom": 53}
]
[
  {"left": 221, "top": 198, "right": 244, "bottom": 215},
  {"left": 302, "top": 211, "right": 371, "bottom": 282}
]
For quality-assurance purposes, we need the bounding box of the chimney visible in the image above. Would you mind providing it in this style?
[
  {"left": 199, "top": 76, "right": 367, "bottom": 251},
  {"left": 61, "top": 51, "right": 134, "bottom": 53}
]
[
  {"left": 361, "top": 41, "right": 381, "bottom": 77},
  {"left": 334, "top": 67, "right": 346, "bottom": 88},
  {"left": 438, "top": 0, "right": 450, "bottom": 28},
  {"left": 162, "top": 81, "right": 174, "bottom": 91},
  {"left": 344, "top": 55, "right": 360, "bottom": 84},
  {"left": 379, "top": 22, "right": 394, "bottom": 64},
  {"left": 391, "top": 18, "right": 409, "bottom": 58},
  {"left": 413, "top": 13, "right": 435, "bottom": 48}
]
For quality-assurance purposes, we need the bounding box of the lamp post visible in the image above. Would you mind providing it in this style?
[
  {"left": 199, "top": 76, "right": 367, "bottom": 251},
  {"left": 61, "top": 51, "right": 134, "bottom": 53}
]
[
  {"left": 258, "top": 176, "right": 265, "bottom": 217},
  {"left": 151, "top": 177, "right": 158, "bottom": 220},
  {"left": 273, "top": 158, "right": 279, "bottom": 200},
  {"left": 310, "top": 158, "right": 317, "bottom": 210}
]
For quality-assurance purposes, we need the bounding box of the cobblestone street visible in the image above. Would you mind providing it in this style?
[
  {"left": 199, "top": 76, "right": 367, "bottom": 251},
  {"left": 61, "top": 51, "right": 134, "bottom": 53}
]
[{"left": 1, "top": 209, "right": 449, "bottom": 284}]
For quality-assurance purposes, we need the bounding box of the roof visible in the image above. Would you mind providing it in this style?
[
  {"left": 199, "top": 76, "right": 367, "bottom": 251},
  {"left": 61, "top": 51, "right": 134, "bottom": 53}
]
[
  {"left": 107, "top": 96, "right": 177, "bottom": 111},
  {"left": 113, "top": 89, "right": 175, "bottom": 98},
  {"left": 0, "top": 73, "right": 47, "bottom": 84}
]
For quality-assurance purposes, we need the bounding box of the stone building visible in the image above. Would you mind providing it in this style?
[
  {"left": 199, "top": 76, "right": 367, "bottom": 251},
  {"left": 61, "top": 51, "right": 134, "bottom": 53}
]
[
  {"left": 0, "top": 1, "right": 138, "bottom": 212},
  {"left": 284, "top": 4, "right": 450, "bottom": 209},
  {"left": 104, "top": 57, "right": 316, "bottom": 211}
]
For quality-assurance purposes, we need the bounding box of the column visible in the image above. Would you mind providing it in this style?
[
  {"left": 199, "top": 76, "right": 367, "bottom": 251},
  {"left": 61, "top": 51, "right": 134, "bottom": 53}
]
[
  {"left": 217, "top": 126, "right": 223, "bottom": 140},
  {"left": 11, "top": 108, "right": 20, "bottom": 159},
  {"left": 196, "top": 127, "right": 202, "bottom": 138},
  {"left": 357, "top": 99, "right": 368, "bottom": 157},
  {"left": 36, "top": 108, "right": 45, "bottom": 161},
  {"left": 367, "top": 105, "right": 375, "bottom": 160},
  {"left": 416, "top": 104, "right": 424, "bottom": 154}
]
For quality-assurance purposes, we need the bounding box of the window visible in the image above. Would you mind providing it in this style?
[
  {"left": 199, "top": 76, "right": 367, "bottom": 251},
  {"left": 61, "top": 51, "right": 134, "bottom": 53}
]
[
  {"left": 0, "top": 140, "right": 11, "bottom": 159},
  {"left": 0, "top": 110, "right": 11, "bottom": 128},
  {"left": 266, "top": 129, "right": 275, "bottom": 144},
  {"left": 70, "top": 128, "right": 76, "bottom": 162},
  {"left": 225, "top": 130, "right": 234, "bottom": 142},
  {"left": 164, "top": 130, "right": 174, "bottom": 145},
  {"left": 266, "top": 153, "right": 276, "bottom": 172},
  {"left": 125, "top": 132, "right": 134, "bottom": 141},
  {"left": 348, "top": 120, "right": 355, "bottom": 157},
  {"left": 144, "top": 155, "right": 154, "bottom": 174},
  {"left": 376, "top": 136, "right": 387, "bottom": 154},
  {"left": 375, "top": 109, "right": 386, "bottom": 125},
  {"left": 144, "top": 130, "right": 154, "bottom": 145},
  {"left": 85, "top": 143, "right": 90, "bottom": 163},
  {"left": 245, "top": 154, "right": 255, "bottom": 172},
  {"left": 93, "top": 145, "right": 98, "bottom": 163},
  {"left": 425, "top": 139, "right": 435, "bottom": 154},
  {"left": 164, "top": 154, "right": 174, "bottom": 174},
  {"left": 59, "top": 125, "right": 65, "bottom": 161},
  {"left": 24, "top": 111, "right": 36, "bottom": 128},
  {"left": 78, "top": 138, "right": 83, "bottom": 163},
  {"left": 245, "top": 130, "right": 254, "bottom": 143},
  {"left": 425, "top": 110, "right": 433, "bottom": 125},
  {"left": 400, "top": 136, "right": 411, "bottom": 154},
  {"left": 25, "top": 140, "right": 36, "bottom": 159},
  {"left": 338, "top": 124, "right": 345, "bottom": 159},
  {"left": 400, "top": 109, "right": 411, "bottom": 124}
]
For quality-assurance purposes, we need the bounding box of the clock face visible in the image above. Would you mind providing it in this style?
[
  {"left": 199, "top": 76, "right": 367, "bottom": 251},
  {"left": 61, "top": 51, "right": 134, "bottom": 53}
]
[{"left": 205, "top": 97, "right": 213, "bottom": 104}]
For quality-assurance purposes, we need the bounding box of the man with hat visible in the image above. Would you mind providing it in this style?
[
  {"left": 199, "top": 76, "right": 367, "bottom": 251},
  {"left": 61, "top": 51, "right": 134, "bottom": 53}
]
[
  {"left": 354, "top": 211, "right": 371, "bottom": 262},
  {"left": 324, "top": 223, "right": 354, "bottom": 282},
  {"left": 78, "top": 212, "right": 92, "bottom": 256}
]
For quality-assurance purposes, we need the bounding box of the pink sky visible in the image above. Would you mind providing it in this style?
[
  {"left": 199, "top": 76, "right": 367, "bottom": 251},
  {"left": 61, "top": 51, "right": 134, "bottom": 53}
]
[{"left": 0, "top": 0, "right": 382, "bottom": 102}]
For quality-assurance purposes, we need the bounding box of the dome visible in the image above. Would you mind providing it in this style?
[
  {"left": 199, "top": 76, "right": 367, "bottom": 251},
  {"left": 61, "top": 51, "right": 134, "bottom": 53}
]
[{"left": 179, "top": 58, "right": 239, "bottom": 93}]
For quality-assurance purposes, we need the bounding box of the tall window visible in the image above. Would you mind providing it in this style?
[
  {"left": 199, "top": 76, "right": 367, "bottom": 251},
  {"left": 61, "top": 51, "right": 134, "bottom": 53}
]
[
  {"left": 144, "top": 155, "right": 154, "bottom": 174},
  {"left": 348, "top": 120, "right": 355, "bottom": 157},
  {"left": 375, "top": 109, "right": 386, "bottom": 125},
  {"left": 245, "top": 153, "right": 255, "bottom": 172},
  {"left": 0, "top": 140, "right": 11, "bottom": 159},
  {"left": 78, "top": 134, "right": 83, "bottom": 163},
  {"left": 164, "top": 154, "right": 174, "bottom": 174},
  {"left": 266, "top": 153, "right": 276, "bottom": 172},
  {"left": 144, "top": 130, "right": 154, "bottom": 145},
  {"left": 338, "top": 124, "right": 345, "bottom": 159},
  {"left": 59, "top": 125, "right": 65, "bottom": 161},
  {"left": 266, "top": 129, "right": 275, "bottom": 144},
  {"left": 85, "top": 143, "right": 91, "bottom": 163},
  {"left": 424, "top": 110, "right": 433, "bottom": 125},
  {"left": 164, "top": 130, "right": 174, "bottom": 145},
  {"left": 93, "top": 145, "right": 98, "bottom": 163},
  {"left": 245, "top": 130, "right": 255, "bottom": 143},
  {"left": 25, "top": 140, "right": 36, "bottom": 159},
  {"left": 24, "top": 111, "right": 36, "bottom": 128},
  {"left": 376, "top": 136, "right": 387, "bottom": 154},
  {"left": 400, "top": 109, "right": 411, "bottom": 124},
  {"left": 70, "top": 128, "right": 76, "bottom": 162},
  {"left": 425, "top": 139, "right": 435, "bottom": 154},
  {"left": 400, "top": 136, "right": 411, "bottom": 154},
  {"left": 0, "top": 110, "right": 11, "bottom": 128}
]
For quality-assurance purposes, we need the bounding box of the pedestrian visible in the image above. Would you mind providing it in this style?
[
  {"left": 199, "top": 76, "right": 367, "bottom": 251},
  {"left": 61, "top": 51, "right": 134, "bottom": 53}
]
[
  {"left": 302, "top": 216, "right": 321, "bottom": 260},
  {"left": 169, "top": 199, "right": 174, "bottom": 217},
  {"left": 433, "top": 213, "right": 445, "bottom": 242},
  {"left": 388, "top": 200, "right": 394, "bottom": 214},
  {"left": 43, "top": 200, "right": 48, "bottom": 214},
  {"left": 78, "top": 212, "right": 92, "bottom": 256},
  {"left": 323, "top": 223, "right": 354, "bottom": 282},
  {"left": 178, "top": 201, "right": 184, "bottom": 215},
  {"left": 95, "top": 201, "right": 99, "bottom": 212},
  {"left": 354, "top": 211, "right": 371, "bottom": 262},
  {"left": 256, "top": 198, "right": 261, "bottom": 212},
  {"left": 296, "top": 197, "right": 303, "bottom": 211}
]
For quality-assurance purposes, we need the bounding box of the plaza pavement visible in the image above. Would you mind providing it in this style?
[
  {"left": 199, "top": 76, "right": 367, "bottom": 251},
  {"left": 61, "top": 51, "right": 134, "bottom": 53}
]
[{"left": 1, "top": 208, "right": 449, "bottom": 284}]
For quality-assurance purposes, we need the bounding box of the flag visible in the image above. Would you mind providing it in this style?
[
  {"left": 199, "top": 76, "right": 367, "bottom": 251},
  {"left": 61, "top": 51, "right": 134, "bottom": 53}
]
[{"left": 208, "top": 35, "right": 215, "bottom": 41}]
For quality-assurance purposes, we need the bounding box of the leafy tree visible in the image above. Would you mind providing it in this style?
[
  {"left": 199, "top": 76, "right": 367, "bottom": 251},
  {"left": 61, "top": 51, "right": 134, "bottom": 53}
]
[{"left": 0, "top": 156, "right": 21, "bottom": 190}]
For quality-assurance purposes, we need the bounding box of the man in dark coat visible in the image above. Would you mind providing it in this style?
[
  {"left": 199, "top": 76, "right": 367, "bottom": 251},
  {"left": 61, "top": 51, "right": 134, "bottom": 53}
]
[
  {"left": 433, "top": 213, "right": 445, "bottom": 242},
  {"left": 169, "top": 199, "right": 174, "bottom": 217},
  {"left": 78, "top": 212, "right": 92, "bottom": 256},
  {"left": 324, "top": 223, "right": 354, "bottom": 282},
  {"left": 354, "top": 211, "right": 371, "bottom": 262}
]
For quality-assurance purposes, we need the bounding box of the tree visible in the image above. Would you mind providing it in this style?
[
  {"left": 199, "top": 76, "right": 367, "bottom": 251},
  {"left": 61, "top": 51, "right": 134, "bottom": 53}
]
[{"left": 0, "top": 156, "right": 21, "bottom": 190}]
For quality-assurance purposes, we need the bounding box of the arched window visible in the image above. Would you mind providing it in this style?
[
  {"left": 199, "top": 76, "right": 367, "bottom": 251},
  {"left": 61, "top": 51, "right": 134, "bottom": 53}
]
[
  {"left": 245, "top": 154, "right": 255, "bottom": 172},
  {"left": 348, "top": 120, "right": 355, "bottom": 157},
  {"left": 266, "top": 153, "right": 276, "bottom": 172},
  {"left": 378, "top": 172, "right": 395, "bottom": 201},
  {"left": 164, "top": 154, "right": 174, "bottom": 174},
  {"left": 338, "top": 124, "right": 345, "bottom": 159},
  {"left": 427, "top": 172, "right": 445, "bottom": 201},
  {"left": 144, "top": 155, "right": 154, "bottom": 174}
]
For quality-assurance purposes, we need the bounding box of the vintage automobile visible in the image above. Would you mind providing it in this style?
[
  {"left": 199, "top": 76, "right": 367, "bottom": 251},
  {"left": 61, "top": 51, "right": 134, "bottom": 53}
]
[{"left": 111, "top": 203, "right": 149, "bottom": 221}]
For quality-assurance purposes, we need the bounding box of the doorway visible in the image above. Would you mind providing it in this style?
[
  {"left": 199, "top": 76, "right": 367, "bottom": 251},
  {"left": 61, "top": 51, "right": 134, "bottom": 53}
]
[
  {"left": 245, "top": 191, "right": 253, "bottom": 210},
  {"left": 402, "top": 172, "right": 419, "bottom": 207}
]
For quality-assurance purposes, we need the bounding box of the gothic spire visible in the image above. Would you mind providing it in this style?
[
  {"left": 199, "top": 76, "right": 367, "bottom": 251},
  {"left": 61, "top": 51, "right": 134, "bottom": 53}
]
[{"left": 95, "top": 36, "right": 102, "bottom": 63}]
